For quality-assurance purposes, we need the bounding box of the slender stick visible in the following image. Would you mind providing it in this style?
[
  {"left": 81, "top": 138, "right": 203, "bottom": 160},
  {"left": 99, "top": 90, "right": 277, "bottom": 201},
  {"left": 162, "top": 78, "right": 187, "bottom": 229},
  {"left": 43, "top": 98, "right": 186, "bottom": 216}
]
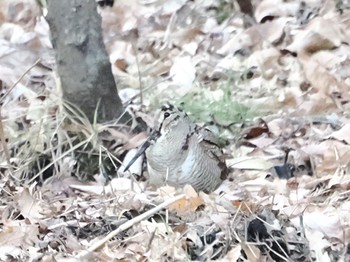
[
  {"left": 0, "top": 59, "right": 41, "bottom": 170},
  {"left": 0, "top": 58, "right": 41, "bottom": 103},
  {"left": 82, "top": 194, "right": 185, "bottom": 253}
]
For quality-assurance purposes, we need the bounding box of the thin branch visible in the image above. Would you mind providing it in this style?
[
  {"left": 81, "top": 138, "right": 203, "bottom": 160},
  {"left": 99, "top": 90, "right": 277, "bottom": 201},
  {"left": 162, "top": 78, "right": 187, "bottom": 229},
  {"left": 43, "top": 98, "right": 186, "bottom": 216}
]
[
  {"left": 0, "top": 59, "right": 41, "bottom": 172},
  {"left": 0, "top": 110, "right": 11, "bottom": 171},
  {"left": 78, "top": 194, "right": 185, "bottom": 254},
  {"left": 0, "top": 58, "right": 41, "bottom": 104}
]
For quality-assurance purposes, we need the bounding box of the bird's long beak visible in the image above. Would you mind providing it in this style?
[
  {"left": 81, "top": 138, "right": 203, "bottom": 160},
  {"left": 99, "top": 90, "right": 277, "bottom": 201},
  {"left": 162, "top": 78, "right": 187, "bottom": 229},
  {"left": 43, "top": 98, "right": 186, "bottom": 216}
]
[{"left": 123, "top": 131, "right": 160, "bottom": 172}]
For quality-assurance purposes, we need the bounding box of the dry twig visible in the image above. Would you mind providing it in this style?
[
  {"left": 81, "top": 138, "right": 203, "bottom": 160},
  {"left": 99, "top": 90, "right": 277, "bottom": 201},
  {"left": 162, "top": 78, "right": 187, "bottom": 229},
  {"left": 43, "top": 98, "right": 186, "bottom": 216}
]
[{"left": 76, "top": 193, "right": 185, "bottom": 255}]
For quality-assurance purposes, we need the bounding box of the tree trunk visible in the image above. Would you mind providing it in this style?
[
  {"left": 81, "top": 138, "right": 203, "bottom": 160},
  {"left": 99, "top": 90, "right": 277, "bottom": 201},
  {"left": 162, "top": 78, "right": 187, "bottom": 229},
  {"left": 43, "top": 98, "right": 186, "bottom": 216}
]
[{"left": 46, "top": 0, "right": 123, "bottom": 122}]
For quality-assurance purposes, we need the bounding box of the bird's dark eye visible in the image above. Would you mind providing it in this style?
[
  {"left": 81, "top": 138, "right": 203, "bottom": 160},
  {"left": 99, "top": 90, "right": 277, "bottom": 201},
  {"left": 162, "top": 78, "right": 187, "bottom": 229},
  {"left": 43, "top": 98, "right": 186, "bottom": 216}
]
[{"left": 164, "top": 112, "right": 170, "bottom": 118}]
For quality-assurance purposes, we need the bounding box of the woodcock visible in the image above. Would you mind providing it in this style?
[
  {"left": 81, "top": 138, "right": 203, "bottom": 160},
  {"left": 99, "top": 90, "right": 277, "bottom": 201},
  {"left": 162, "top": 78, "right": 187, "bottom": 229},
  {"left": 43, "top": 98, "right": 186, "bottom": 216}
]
[{"left": 124, "top": 104, "right": 228, "bottom": 193}]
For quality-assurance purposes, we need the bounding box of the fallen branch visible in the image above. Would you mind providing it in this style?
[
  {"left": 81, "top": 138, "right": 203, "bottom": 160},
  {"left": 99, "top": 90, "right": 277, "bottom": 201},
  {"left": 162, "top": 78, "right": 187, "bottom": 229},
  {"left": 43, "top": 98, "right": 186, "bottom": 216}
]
[{"left": 76, "top": 193, "right": 185, "bottom": 257}]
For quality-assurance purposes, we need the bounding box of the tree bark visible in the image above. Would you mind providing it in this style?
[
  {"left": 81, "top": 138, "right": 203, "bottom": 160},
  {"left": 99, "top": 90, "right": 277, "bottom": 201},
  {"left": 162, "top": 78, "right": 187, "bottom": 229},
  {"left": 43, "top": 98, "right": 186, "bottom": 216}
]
[{"left": 46, "top": 0, "right": 123, "bottom": 122}]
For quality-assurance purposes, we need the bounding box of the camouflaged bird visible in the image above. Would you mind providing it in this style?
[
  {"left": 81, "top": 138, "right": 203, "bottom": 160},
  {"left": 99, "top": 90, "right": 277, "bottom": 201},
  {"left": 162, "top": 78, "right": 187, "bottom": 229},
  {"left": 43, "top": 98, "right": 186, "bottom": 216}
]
[{"left": 125, "top": 104, "right": 228, "bottom": 193}]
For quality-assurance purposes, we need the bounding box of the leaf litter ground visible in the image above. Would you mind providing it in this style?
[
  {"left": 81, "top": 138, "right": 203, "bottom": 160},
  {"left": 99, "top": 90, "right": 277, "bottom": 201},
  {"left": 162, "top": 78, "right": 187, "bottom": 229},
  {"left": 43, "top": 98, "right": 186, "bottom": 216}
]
[{"left": 1, "top": 0, "right": 350, "bottom": 261}]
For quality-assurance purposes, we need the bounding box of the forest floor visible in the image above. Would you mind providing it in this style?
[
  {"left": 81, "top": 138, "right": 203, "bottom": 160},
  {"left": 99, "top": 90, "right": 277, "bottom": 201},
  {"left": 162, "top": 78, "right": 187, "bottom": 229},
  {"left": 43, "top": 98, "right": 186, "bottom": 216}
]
[{"left": 1, "top": 0, "right": 350, "bottom": 261}]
